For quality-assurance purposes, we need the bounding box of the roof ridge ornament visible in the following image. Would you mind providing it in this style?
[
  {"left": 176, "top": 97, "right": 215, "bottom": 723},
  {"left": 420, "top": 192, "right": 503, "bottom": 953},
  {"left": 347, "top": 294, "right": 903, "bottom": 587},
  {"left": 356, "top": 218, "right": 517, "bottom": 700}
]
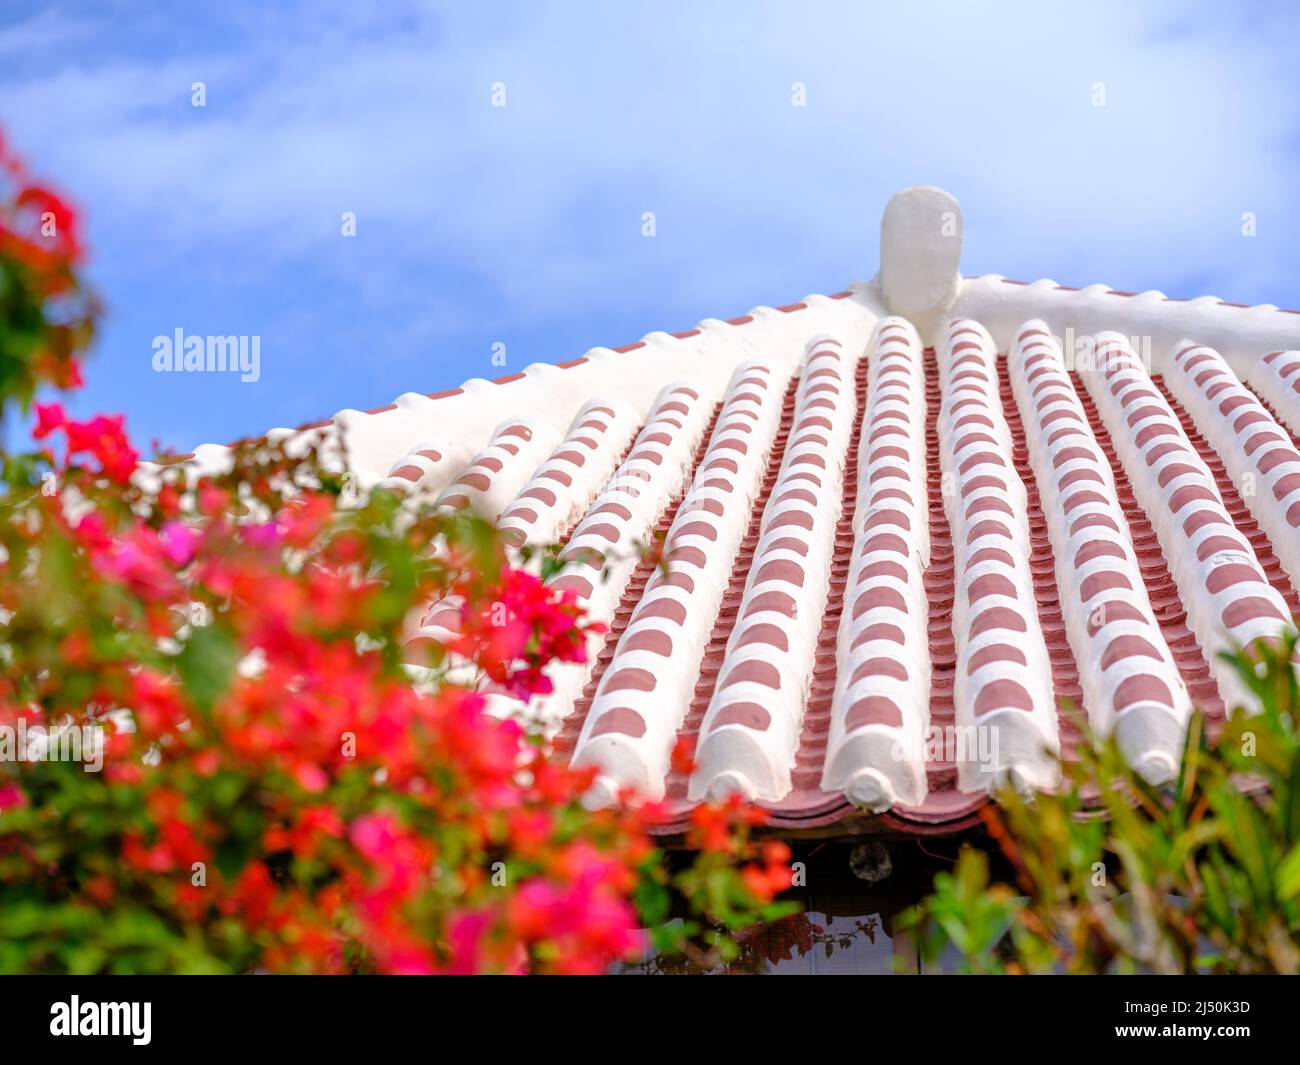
[{"left": 879, "top": 186, "right": 963, "bottom": 340}]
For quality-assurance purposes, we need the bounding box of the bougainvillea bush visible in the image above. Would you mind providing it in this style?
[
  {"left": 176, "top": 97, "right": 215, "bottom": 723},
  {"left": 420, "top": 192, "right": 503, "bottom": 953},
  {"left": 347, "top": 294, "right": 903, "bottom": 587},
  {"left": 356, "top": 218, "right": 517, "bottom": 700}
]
[{"left": 0, "top": 136, "right": 794, "bottom": 974}]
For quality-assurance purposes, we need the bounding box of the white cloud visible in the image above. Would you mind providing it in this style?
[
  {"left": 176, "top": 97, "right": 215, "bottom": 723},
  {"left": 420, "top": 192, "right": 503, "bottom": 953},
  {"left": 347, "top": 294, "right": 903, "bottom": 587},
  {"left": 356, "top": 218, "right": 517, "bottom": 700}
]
[{"left": 6, "top": 2, "right": 1298, "bottom": 307}]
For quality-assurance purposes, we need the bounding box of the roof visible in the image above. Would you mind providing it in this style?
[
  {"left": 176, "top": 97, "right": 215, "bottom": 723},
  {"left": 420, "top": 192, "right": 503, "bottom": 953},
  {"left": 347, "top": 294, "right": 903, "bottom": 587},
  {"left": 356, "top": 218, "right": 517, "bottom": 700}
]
[{"left": 172, "top": 187, "right": 1300, "bottom": 837}]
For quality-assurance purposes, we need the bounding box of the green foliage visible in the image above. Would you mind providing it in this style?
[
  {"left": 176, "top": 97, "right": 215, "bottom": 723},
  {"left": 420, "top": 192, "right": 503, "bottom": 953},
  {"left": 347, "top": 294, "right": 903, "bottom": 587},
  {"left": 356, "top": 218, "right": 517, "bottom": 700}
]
[{"left": 905, "top": 631, "right": 1300, "bottom": 973}]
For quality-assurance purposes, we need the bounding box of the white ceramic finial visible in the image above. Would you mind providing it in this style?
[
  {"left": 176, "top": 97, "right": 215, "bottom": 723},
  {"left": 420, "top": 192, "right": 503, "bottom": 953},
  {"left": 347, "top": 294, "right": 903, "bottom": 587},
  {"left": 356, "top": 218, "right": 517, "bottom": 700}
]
[{"left": 879, "top": 186, "right": 963, "bottom": 338}]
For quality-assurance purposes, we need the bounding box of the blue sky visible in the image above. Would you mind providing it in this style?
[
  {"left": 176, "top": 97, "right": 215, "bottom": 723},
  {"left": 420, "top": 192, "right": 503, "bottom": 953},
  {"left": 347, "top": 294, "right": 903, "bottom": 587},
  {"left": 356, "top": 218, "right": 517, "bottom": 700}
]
[{"left": 2, "top": 0, "right": 1298, "bottom": 453}]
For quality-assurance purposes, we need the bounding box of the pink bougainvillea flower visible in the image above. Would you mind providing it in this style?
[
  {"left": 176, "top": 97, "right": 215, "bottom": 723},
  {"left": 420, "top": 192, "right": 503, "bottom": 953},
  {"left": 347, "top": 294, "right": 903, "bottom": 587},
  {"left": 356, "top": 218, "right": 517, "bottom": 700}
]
[
  {"left": 293, "top": 762, "right": 329, "bottom": 794},
  {"left": 159, "top": 521, "right": 199, "bottom": 567},
  {"left": 0, "top": 783, "right": 27, "bottom": 812},
  {"left": 241, "top": 521, "right": 281, "bottom": 550},
  {"left": 349, "top": 812, "right": 398, "bottom": 862}
]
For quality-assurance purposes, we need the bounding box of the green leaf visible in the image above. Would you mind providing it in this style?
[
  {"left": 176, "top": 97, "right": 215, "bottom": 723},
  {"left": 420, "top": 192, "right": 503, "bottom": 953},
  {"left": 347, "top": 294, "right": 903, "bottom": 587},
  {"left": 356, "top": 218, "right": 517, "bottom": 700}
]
[
  {"left": 634, "top": 878, "right": 671, "bottom": 927},
  {"left": 1276, "top": 841, "right": 1300, "bottom": 902},
  {"left": 176, "top": 624, "right": 239, "bottom": 714},
  {"left": 1286, "top": 748, "right": 1300, "bottom": 845}
]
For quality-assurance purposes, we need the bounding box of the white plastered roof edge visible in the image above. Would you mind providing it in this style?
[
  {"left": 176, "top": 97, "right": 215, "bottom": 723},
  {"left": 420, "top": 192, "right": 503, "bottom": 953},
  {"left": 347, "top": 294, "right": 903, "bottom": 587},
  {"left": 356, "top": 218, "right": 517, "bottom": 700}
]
[{"left": 952, "top": 276, "right": 1300, "bottom": 381}]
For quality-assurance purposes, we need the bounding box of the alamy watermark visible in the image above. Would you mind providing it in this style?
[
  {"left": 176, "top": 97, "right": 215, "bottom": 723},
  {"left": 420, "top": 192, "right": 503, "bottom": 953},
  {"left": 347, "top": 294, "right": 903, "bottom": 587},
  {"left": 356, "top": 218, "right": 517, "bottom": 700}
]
[
  {"left": 0, "top": 718, "right": 104, "bottom": 772},
  {"left": 50, "top": 996, "right": 151, "bottom": 1045},
  {"left": 894, "top": 724, "right": 1000, "bottom": 770},
  {"left": 152, "top": 329, "right": 260, "bottom": 382},
  {"left": 1058, "top": 327, "right": 1153, "bottom": 373}
]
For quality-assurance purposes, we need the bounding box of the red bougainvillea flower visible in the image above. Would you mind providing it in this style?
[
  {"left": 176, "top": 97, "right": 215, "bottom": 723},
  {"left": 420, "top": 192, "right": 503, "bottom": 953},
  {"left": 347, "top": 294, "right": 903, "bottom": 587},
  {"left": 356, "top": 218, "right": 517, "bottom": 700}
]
[
  {"left": 1, "top": 132, "right": 84, "bottom": 270},
  {"left": 740, "top": 841, "right": 795, "bottom": 903},
  {"left": 30, "top": 406, "right": 139, "bottom": 483},
  {"left": 670, "top": 734, "right": 697, "bottom": 776},
  {"left": 63, "top": 413, "right": 139, "bottom": 482},
  {"left": 32, "top": 400, "right": 65, "bottom": 439},
  {"left": 688, "top": 793, "right": 767, "bottom": 853},
  {"left": 13, "top": 183, "right": 83, "bottom": 264}
]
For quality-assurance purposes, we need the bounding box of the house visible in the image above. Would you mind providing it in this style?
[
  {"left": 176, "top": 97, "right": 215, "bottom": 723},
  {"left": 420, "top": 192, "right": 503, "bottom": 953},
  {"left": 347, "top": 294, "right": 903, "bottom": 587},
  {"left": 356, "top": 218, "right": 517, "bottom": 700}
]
[{"left": 169, "top": 186, "right": 1300, "bottom": 840}]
